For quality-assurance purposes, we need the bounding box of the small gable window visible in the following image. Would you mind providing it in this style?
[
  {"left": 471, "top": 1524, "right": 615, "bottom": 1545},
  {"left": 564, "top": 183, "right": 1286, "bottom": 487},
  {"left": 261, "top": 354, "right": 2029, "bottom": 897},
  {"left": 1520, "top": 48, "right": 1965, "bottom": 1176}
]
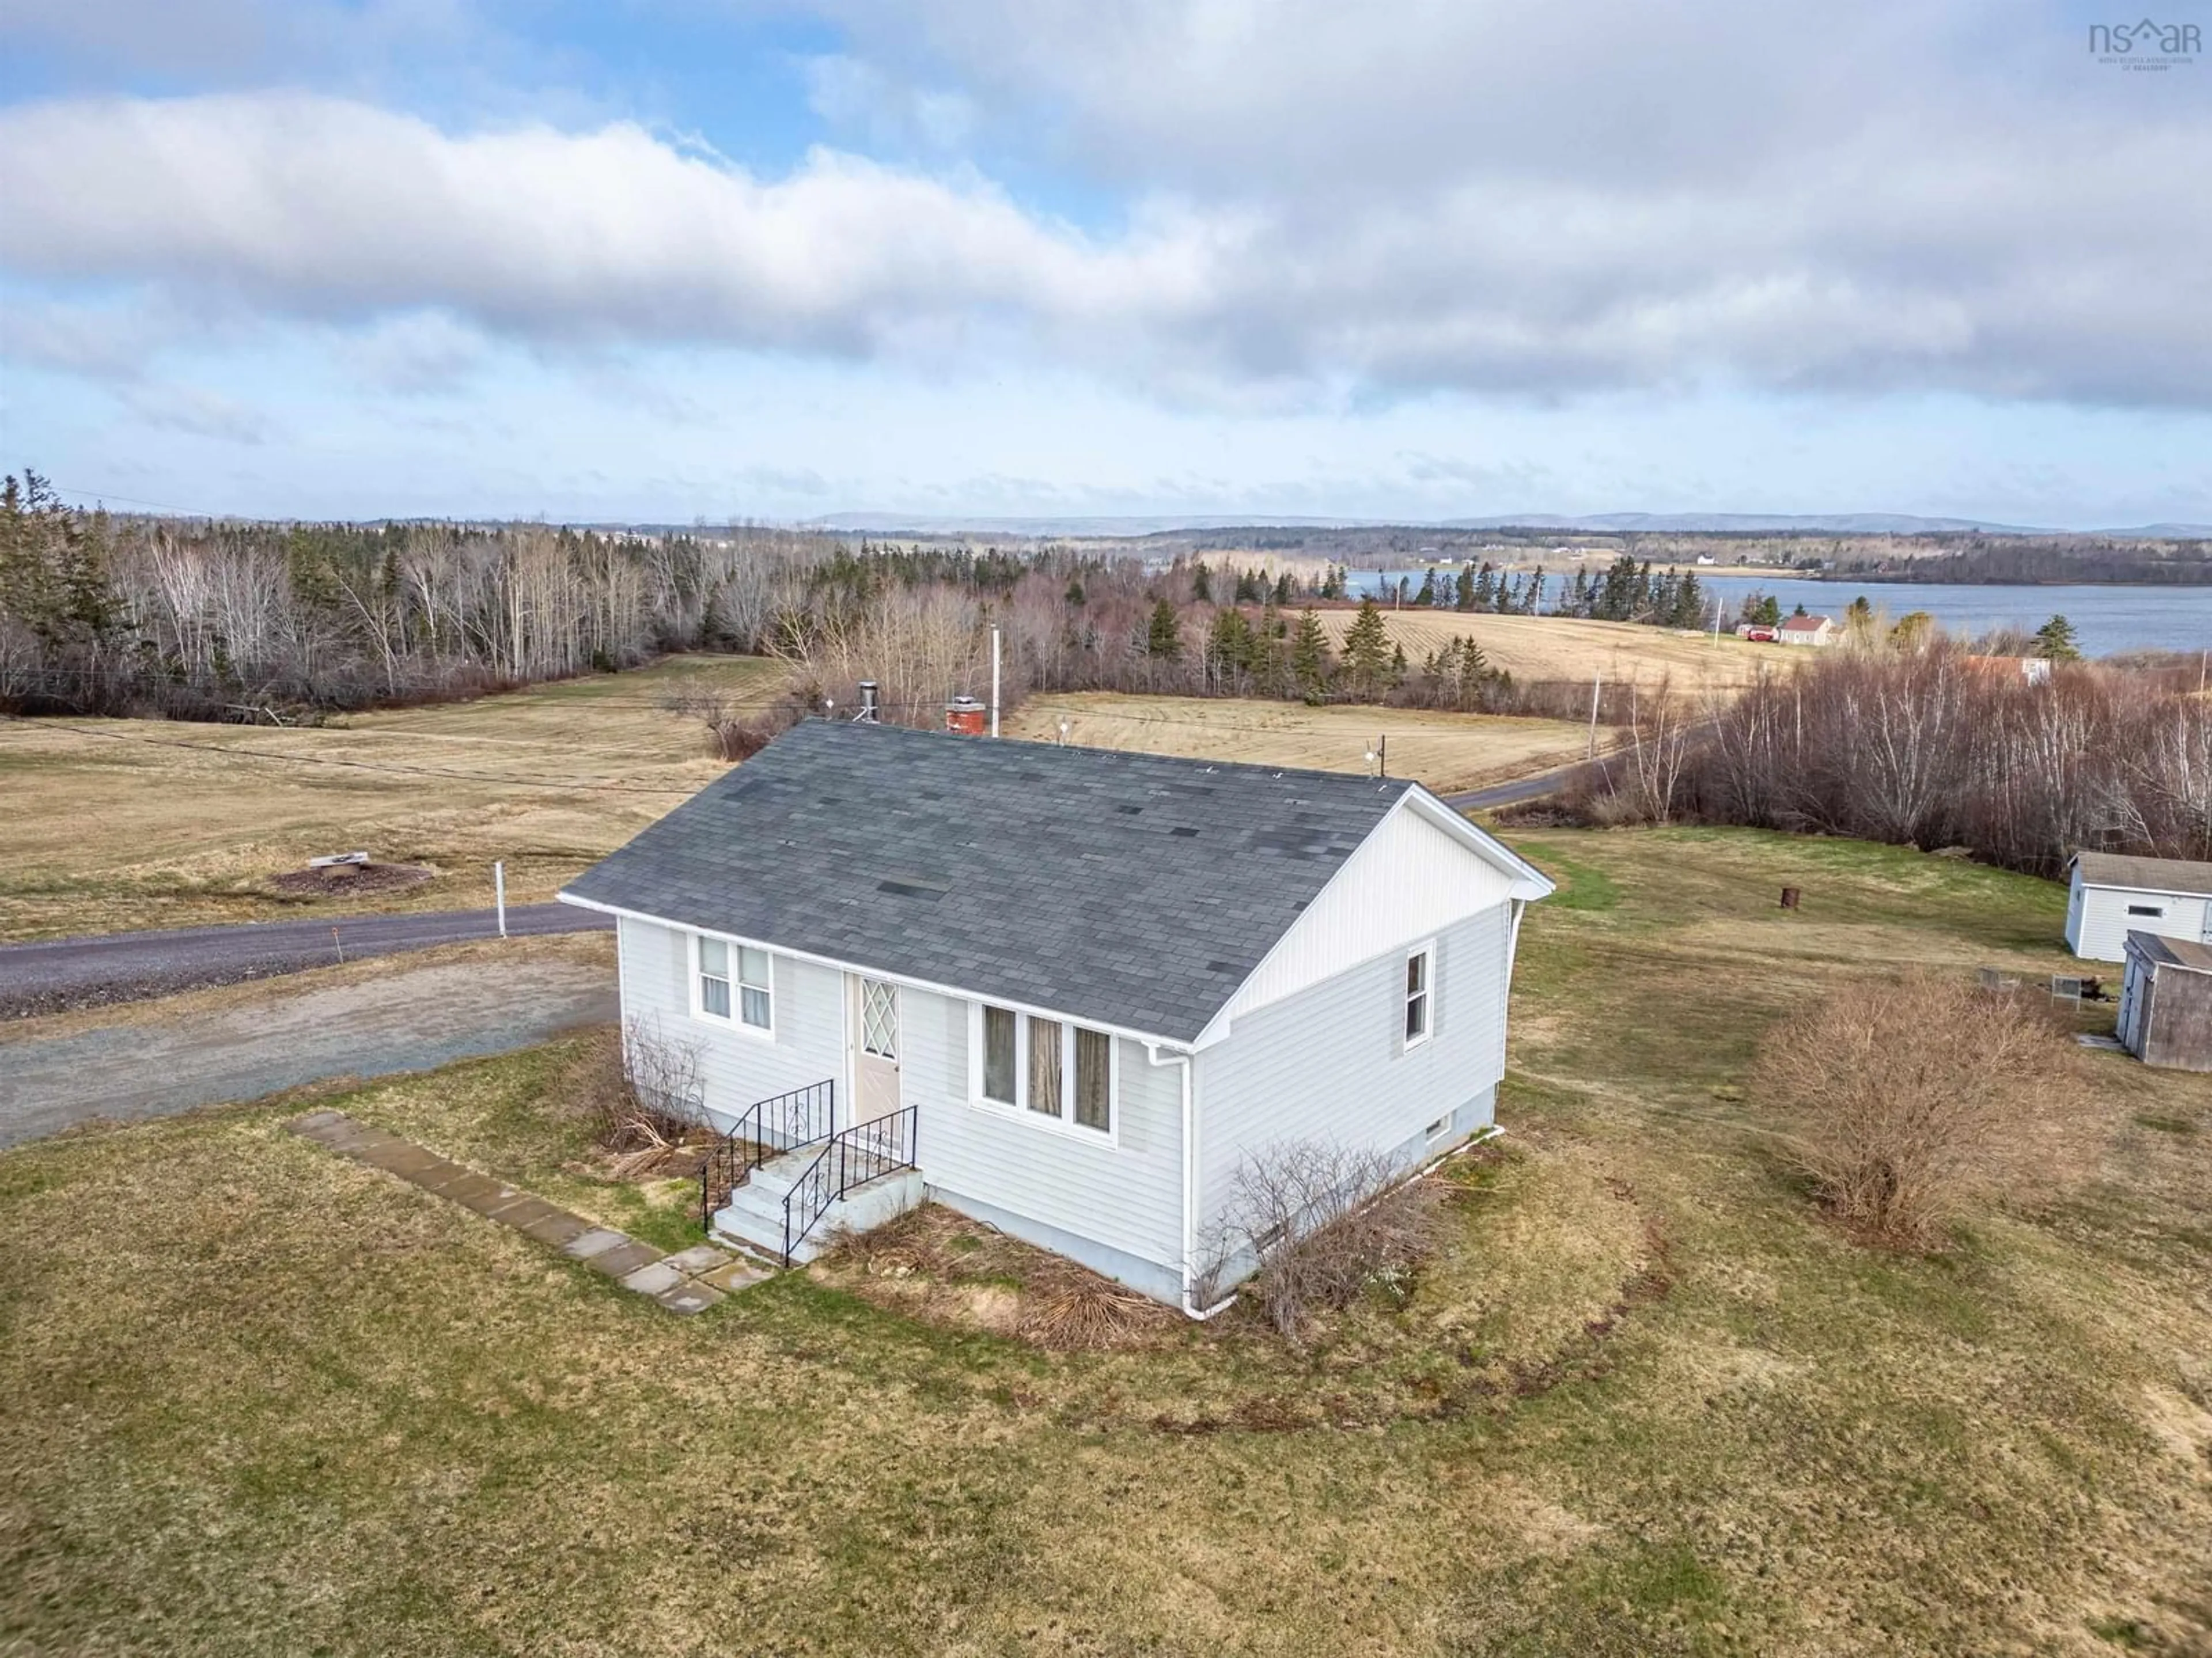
[
  {"left": 1403, "top": 944, "right": 1434, "bottom": 1048},
  {"left": 2126, "top": 903, "right": 2165, "bottom": 917}
]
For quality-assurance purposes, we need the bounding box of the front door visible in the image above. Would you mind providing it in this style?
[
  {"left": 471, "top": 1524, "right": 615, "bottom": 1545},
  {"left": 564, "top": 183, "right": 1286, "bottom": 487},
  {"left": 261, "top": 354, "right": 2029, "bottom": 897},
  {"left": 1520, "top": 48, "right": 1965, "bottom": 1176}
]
[{"left": 850, "top": 975, "right": 902, "bottom": 1128}]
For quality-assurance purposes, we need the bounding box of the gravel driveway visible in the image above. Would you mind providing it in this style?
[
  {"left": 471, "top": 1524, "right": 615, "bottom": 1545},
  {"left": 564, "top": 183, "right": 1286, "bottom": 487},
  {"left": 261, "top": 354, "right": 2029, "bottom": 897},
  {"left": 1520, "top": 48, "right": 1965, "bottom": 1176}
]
[{"left": 0, "top": 956, "right": 616, "bottom": 1149}]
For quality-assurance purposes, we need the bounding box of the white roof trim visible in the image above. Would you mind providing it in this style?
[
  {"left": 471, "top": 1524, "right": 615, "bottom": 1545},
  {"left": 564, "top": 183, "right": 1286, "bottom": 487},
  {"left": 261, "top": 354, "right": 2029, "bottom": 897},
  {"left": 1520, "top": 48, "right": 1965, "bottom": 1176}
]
[
  {"left": 1400, "top": 784, "right": 1558, "bottom": 899},
  {"left": 1185, "top": 787, "right": 1552, "bottom": 1051}
]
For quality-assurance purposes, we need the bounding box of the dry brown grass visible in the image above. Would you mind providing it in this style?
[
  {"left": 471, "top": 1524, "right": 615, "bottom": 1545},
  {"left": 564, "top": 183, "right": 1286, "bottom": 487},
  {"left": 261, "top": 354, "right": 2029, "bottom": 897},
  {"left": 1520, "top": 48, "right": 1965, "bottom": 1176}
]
[
  {"left": 1006, "top": 691, "right": 1606, "bottom": 792},
  {"left": 0, "top": 654, "right": 787, "bottom": 940},
  {"left": 816, "top": 1202, "right": 1180, "bottom": 1352},
  {"left": 1762, "top": 974, "right": 2086, "bottom": 1249},
  {"left": 1317, "top": 608, "right": 1793, "bottom": 692}
]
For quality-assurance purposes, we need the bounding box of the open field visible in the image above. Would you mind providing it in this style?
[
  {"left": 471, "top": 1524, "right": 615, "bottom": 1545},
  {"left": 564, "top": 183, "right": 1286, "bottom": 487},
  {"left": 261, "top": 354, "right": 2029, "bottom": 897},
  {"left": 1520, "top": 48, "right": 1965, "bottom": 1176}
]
[
  {"left": 1007, "top": 693, "right": 1609, "bottom": 792},
  {"left": 0, "top": 656, "right": 785, "bottom": 941},
  {"left": 1318, "top": 610, "right": 1793, "bottom": 692},
  {"left": 2, "top": 828, "right": 2206, "bottom": 1655}
]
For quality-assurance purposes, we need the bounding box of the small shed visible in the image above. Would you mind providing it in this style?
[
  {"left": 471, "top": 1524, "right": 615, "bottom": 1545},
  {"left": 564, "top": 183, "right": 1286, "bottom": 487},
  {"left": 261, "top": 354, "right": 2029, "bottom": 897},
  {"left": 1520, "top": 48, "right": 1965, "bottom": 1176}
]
[
  {"left": 2066, "top": 851, "right": 2212, "bottom": 962},
  {"left": 2118, "top": 931, "right": 2212, "bottom": 1072}
]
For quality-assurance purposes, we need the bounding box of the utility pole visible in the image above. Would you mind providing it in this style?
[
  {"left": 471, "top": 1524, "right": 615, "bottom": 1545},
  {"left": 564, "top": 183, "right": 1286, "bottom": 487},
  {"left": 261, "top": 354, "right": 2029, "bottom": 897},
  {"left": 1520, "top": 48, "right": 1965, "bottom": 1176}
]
[
  {"left": 990, "top": 623, "right": 1002, "bottom": 738},
  {"left": 1587, "top": 672, "right": 1601, "bottom": 760},
  {"left": 495, "top": 860, "right": 507, "bottom": 938}
]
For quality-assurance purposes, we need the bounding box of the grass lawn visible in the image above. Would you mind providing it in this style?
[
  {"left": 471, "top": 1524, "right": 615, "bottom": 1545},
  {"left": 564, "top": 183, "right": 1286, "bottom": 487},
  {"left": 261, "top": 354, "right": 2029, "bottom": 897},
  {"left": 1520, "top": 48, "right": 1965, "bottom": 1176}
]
[
  {"left": 0, "top": 654, "right": 786, "bottom": 941},
  {"left": 2, "top": 829, "right": 2208, "bottom": 1655},
  {"left": 1006, "top": 692, "right": 1609, "bottom": 793}
]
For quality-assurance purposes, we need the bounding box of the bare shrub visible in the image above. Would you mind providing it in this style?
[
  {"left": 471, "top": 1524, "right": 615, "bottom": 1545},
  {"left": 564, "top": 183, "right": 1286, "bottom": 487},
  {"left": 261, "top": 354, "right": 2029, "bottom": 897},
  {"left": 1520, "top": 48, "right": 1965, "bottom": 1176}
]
[
  {"left": 706, "top": 712, "right": 782, "bottom": 760},
  {"left": 1763, "top": 975, "right": 2081, "bottom": 1250},
  {"left": 562, "top": 1019, "right": 706, "bottom": 1171},
  {"left": 1209, "top": 1140, "right": 1453, "bottom": 1339}
]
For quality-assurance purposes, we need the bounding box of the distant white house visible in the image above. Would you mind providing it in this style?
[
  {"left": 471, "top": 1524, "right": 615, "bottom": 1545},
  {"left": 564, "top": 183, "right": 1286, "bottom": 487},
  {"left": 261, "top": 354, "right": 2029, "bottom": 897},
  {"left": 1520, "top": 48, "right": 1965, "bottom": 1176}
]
[
  {"left": 2066, "top": 852, "right": 2212, "bottom": 962},
  {"left": 562, "top": 722, "right": 1554, "bottom": 1313},
  {"left": 1778, "top": 614, "right": 1840, "bottom": 646}
]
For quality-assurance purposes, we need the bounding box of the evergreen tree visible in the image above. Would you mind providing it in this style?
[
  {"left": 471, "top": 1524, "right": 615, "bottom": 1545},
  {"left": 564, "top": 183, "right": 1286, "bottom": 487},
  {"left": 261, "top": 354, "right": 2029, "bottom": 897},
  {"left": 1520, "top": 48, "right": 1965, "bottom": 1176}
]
[
  {"left": 1272, "top": 571, "right": 1293, "bottom": 605},
  {"left": 1289, "top": 607, "right": 1332, "bottom": 699},
  {"left": 1389, "top": 642, "right": 1408, "bottom": 685},
  {"left": 1145, "top": 597, "right": 1183, "bottom": 660},
  {"left": 1191, "top": 562, "right": 1212, "bottom": 603},
  {"left": 1454, "top": 566, "right": 1476, "bottom": 611},
  {"left": 2033, "top": 615, "right": 2081, "bottom": 661},
  {"left": 1473, "top": 562, "right": 1496, "bottom": 608},
  {"left": 1341, "top": 596, "right": 1393, "bottom": 698},
  {"left": 1205, "top": 605, "right": 1255, "bottom": 684},
  {"left": 1063, "top": 576, "right": 1086, "bottom": 608},
  {"left": 1414, "top": 569, "right": 1437, "bottom": 607}
]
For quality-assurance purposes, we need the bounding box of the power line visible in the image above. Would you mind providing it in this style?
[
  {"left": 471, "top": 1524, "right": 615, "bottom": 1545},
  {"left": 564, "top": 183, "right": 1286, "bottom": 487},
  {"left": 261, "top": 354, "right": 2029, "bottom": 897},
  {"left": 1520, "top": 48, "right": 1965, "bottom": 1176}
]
[{"left": 46, "top": 483, "right": 230, "bottom": 518}]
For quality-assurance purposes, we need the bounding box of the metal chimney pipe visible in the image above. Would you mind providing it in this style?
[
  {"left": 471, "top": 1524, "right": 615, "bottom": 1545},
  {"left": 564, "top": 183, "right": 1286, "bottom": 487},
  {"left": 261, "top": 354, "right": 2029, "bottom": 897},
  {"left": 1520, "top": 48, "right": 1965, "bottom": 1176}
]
[{"left": 857, "top": 680, "right": 880, "bottom": 723}]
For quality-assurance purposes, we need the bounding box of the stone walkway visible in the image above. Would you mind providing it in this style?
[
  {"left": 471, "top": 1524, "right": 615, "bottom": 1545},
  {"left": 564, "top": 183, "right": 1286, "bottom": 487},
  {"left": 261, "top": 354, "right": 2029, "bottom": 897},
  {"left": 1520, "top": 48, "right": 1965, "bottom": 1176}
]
[{"left": 287, "top": 1109, "right": 770, "bottom": 1313}]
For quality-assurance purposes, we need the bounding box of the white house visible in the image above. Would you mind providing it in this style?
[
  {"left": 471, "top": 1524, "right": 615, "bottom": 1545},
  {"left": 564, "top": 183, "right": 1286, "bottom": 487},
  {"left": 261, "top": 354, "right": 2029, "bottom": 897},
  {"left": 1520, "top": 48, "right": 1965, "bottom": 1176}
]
[
  {"left": 560, "top": 720, "right": 1554, "bottom": 1316},
  {"left": 2065, "top": 851, "right": 2212, "bottom": 962},
  {"left": 1777, "top": 614, "right": 1840, "bottom": 646}
]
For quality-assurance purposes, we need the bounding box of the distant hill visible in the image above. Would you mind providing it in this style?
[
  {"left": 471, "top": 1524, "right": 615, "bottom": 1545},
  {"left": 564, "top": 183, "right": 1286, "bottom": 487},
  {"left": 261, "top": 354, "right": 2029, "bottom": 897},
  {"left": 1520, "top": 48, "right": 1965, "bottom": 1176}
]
[
  {"left": 802, "top": 510, "right": 2212, "bottom": 538},
  {"left": 803, "top": 513, "right": 1370, "bottom": 537},
  {"left": 1438, "top": 512, "right": 2049, "bottom": 535}
]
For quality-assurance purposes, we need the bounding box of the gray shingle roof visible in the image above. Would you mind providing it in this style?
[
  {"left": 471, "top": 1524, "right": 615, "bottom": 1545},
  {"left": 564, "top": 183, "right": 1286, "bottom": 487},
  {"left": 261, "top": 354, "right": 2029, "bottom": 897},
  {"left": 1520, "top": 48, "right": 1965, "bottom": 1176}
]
[
  {"left": 2129, "top": 931, "right": 2212, "bottom": 972},
  {"left": 563, "top": 721, "right": 1416, "bottom": 1042},
  {"left": 2074, "top": 850, "right": 2212, "bottom": 896}
]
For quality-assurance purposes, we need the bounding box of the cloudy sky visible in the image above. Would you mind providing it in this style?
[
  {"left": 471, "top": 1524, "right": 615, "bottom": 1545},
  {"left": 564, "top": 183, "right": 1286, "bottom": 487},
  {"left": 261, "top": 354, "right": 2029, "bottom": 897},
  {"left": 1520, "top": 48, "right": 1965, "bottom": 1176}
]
[{"left": 2, "top": 1, "right": 2207, "bottom": 526}]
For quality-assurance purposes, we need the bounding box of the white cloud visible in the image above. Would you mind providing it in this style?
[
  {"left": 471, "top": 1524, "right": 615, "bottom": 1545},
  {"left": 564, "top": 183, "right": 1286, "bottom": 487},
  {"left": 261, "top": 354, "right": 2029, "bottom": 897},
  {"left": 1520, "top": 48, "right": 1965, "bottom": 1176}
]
[
  {"left": 119, "top": 381, "right": 267, "bottom": 443},
  {"left": 3, "top": 0, "right": 2210, "bottom": 412},
  {"left": 0, "top": 94, "right": 1214, "bottom": 364}
]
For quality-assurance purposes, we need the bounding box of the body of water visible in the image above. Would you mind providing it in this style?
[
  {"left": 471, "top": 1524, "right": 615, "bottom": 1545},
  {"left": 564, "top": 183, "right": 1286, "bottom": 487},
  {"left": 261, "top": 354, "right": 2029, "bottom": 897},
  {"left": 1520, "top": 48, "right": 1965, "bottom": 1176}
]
[{"left": 1343, "top": 570, "right": 2210, "bottom": 656}]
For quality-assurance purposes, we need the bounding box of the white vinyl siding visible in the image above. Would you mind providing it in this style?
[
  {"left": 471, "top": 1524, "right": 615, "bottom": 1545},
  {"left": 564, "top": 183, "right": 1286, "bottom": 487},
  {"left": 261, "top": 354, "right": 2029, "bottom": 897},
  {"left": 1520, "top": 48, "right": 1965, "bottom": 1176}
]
[
  {"left": 614, "top": 914, "right": 1185, "bottom": 1292},
  {"left": 916, "top": 991, "right": 1182, "bottom": 1283},
  {"left": 2067, "top": 872, "right": 2212, "bottom": 962},
  {"left": 1210, "top": 795, "right": 1517, "bottom": 1033},
  {"left": 1193, "top": 904, "right": 1512, "bottom": 1233},
  {"left": 622, "top": 918, "right": 840, "bottom": 1127}
]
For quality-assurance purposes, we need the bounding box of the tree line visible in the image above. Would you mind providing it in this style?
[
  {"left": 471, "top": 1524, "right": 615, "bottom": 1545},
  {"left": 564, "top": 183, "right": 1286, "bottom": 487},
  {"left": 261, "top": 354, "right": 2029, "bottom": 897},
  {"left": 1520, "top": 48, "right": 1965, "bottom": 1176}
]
[{"left": 1564, "top": 645, "right": 2210, "bottom": 876}]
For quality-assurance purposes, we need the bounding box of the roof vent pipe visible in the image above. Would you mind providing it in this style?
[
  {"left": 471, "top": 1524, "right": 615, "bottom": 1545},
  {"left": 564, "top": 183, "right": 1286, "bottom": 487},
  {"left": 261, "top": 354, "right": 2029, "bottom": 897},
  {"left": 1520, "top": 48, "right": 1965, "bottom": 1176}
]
[{"left": 857, "top": 680, "right": 880, "bottom": 724}]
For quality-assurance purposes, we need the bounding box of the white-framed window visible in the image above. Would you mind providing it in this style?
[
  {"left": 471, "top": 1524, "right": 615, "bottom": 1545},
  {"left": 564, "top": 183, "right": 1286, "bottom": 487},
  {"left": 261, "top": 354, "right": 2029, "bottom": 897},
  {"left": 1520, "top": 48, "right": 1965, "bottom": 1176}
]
[
  {"left": 974, "top": 1002, "right": 1115, "bottom": 1135},
  {"left": 1426, "top": 1113, "right": 1453, "bottom": 1141},
  {"left": 695, "top": 934, "right": 772, "bottom": 1034},
  {"left": 1403, "top": 942, "right": 1435, "bottom": 1048}
]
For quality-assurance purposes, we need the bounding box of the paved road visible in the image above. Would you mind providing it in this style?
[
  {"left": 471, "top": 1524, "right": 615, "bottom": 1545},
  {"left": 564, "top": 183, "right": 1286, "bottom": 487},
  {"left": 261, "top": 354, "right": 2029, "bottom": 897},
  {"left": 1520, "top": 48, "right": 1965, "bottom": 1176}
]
[
  {"left": 1439, "top": 760, "right": 1588, "bottom": 811},
  {"left": 0, "top": 956, "right": 616, "bottom": 1149},
  {"left": 0, "top": 902, "right": 612, "bottom": 1019}
]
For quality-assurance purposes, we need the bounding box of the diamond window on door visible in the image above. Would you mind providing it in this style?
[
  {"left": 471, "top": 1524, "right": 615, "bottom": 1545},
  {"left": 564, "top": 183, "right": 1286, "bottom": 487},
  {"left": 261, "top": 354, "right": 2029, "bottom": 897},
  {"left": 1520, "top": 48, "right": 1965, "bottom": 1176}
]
[{"left": 861, "top": 979, "right": 900, "bottom": 1059}]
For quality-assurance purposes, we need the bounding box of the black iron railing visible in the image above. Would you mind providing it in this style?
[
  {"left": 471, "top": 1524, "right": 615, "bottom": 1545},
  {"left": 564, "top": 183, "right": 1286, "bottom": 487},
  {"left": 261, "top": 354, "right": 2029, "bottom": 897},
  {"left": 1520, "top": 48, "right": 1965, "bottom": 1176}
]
[
  {"left": 699, "top": 1078, "right": 836, "bottom": 1231},
  {"left": 781, "top": 1106, "right": 918, "bottom": 1265}
]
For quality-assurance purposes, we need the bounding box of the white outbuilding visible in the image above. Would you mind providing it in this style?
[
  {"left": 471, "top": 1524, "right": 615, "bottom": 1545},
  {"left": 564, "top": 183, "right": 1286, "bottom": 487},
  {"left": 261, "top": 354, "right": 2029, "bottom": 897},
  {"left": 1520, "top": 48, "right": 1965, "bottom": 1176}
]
[{"left": 2065, "top": 852, "right": 2212, "bottom": 962}]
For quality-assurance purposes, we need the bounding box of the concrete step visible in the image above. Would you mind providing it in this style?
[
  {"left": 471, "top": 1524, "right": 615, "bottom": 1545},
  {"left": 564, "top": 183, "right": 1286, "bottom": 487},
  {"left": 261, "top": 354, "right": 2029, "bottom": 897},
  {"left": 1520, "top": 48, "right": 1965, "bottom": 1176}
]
[{"left": 711, "top": 1166, "right": 923, "bottom": 1266}]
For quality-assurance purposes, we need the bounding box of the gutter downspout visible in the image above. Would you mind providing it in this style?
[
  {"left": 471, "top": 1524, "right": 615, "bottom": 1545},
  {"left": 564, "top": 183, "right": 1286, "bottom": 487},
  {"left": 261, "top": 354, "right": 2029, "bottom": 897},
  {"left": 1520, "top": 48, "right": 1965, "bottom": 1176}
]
[{"left": 1145, "top": 1039, "right": 1236, "bottom": 1320}]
